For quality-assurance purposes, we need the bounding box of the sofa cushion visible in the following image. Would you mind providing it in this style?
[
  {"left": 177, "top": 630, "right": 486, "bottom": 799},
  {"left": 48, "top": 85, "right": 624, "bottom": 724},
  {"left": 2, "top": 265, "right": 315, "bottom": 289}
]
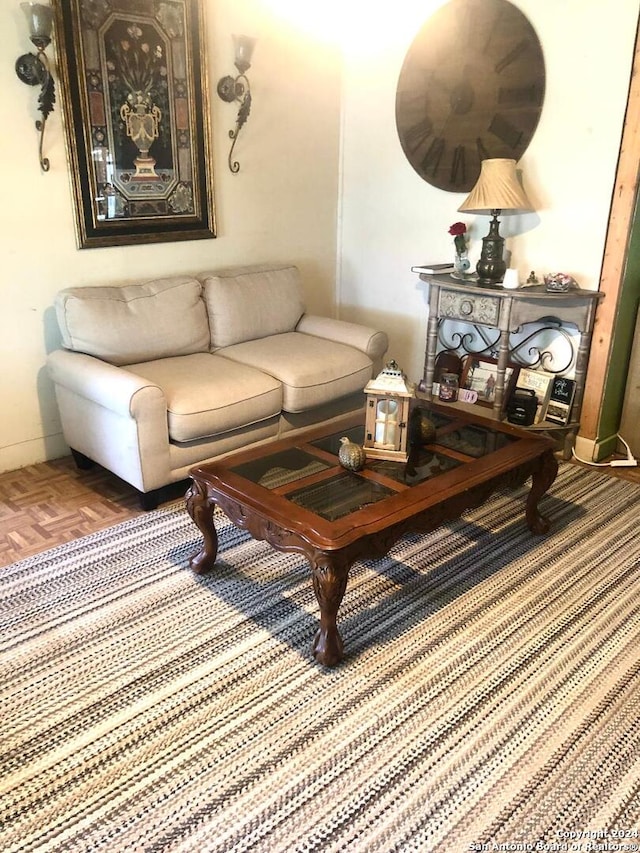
[
  {"left": 216, "top": 332, "right": 373, "bottom": 413},
  {"left": 201, "top": 264, "right": 305, "bottom": 348},
  {"left": 126, "top": 353, "right": 282, "bottom": 443},
  {"left": 55, "top": 277, "right": 210, "bottom": 366},
  {"left": 296, "top": 315, "right": 389, "bottom": 365}
]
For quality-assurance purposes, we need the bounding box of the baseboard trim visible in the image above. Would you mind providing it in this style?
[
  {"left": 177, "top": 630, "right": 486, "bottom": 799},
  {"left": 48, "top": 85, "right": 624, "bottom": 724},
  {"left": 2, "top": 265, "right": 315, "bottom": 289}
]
[
  {"left": 0, "top": 433, "right": 69, "bottom": 475},
  {"left": 575, "top": 432, "right": 619, "bottom": 463}
]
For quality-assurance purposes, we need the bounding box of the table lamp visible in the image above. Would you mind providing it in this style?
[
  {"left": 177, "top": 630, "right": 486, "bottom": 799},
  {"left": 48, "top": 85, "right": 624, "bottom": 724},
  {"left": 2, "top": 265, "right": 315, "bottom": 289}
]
[{"left": 458, "top": 159, "right": 533, "bottom": 287}]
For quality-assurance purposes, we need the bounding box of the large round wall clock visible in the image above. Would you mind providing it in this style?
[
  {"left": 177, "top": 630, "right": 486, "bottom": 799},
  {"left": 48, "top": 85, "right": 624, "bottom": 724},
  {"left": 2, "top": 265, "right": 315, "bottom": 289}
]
[{"left": 395, "top": 0, "right": 545, "bottom": 192}]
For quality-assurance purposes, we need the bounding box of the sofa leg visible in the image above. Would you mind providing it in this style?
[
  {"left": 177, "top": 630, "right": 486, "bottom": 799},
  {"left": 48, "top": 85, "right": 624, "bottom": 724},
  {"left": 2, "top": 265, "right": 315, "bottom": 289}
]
[
  {"left": 71, "top": 448, "right": 95, "bottom": 470},
  {"left": 139, "top": 489, "right": 160, "bottom": 511}
]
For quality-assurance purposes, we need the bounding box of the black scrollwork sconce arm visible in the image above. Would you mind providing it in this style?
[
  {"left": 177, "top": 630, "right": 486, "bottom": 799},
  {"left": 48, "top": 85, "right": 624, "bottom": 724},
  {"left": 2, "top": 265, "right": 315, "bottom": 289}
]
[
  {"left": 217, "top": 74, "right": 251, "bottom": 174},
  {"left": 16, "top": 49, "right": 55, "bottom": 172},
  {"left": 15, "top": 3, "right": 56, "bottom": 173},
  {"left": 217, "top": 35, "right": 255, "bottom": 174}
]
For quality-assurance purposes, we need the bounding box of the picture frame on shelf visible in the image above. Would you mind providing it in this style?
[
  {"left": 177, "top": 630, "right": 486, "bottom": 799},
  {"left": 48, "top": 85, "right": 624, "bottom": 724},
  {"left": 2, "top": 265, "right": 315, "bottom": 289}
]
[
  {"left": 52, "top": 0, "right": 216, "bottom": 249},
  {"left": 514, "top": 368, "right": 555, "bottom": 423},
  {"left": 460, "top": 356, "right": 519, "bottom": 410}
]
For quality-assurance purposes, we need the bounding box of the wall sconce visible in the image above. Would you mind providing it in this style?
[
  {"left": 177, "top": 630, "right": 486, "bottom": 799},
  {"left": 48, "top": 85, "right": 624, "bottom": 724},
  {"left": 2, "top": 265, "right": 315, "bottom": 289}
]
[
  {"left": 217, "top": 35, "right": 256, "bottom": 174},
  {"left": 15, "top": 2, "right": 56, "bottom": 172}
]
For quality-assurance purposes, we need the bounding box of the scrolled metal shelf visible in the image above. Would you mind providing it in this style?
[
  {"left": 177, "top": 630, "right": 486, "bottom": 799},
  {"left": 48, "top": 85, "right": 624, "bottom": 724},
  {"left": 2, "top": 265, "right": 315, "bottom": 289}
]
[{"left": 438, "top": 317, "right": 576, "bottom": 375}]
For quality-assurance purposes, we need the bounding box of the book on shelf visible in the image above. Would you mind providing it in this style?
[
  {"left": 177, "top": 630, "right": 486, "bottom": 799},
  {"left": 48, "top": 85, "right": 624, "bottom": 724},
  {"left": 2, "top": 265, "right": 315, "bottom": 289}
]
[
  {"left": 514, "top": 368, "right": 555, "bottom": 423},
  {"left": 411, "top": 263, "right": 455, "bottom": 275},
  {"left": 544, "top": 377, "right": 576, "bottom": 425}
]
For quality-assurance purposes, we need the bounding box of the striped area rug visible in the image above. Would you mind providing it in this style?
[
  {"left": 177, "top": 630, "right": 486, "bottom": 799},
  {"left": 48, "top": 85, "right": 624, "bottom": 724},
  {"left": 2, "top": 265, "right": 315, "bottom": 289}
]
[{"left": 2, "top": 464, "right": 640, "bottom": 852}]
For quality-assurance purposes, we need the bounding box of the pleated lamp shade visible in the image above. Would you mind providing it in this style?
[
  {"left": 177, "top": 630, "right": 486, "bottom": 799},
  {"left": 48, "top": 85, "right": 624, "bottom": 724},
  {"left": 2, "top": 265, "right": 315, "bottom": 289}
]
[{"left": 459, "top": 159, "right": 533, "bottom": 213}]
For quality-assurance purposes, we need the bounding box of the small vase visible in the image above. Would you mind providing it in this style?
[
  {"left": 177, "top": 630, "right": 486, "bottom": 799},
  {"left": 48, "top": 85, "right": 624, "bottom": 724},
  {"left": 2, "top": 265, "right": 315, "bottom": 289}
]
[{"left": 453, "top": 251, "right": 471, "bottom": 277}]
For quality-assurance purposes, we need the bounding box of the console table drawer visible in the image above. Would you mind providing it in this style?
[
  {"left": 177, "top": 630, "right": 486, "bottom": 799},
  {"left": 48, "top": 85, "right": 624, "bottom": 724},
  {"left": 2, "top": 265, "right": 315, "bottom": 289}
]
[{"left": 438, "top": 291, "right": 501, "bottom": 325}]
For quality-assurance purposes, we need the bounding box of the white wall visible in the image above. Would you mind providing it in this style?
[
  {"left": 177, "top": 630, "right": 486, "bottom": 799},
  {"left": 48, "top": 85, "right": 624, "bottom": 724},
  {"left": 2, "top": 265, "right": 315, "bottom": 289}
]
[
  {"left": 337, "top": 0, "right": 640, "bottom": 385},
  {"left": 3, "top": 0, "right": 639, "bottom": 475},
  {"left": 0, "top": 0, "right": 342, "bottom": 472}
]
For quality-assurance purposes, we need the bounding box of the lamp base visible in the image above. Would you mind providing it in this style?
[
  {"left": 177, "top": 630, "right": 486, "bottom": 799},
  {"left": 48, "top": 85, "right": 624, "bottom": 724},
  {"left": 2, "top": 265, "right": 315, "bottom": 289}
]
[
  {"left": 476, "top": 210, "right": 506, "bottom": 286},
  {"left": 476, "top": 268, "right": 506, "bottom": 287}
]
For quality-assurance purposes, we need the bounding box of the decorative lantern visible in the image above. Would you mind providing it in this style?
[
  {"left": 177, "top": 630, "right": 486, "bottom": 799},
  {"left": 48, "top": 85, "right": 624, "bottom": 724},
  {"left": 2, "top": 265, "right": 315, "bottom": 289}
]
[{"left": 363, "top": 360, "right": 415, "bottom": 462}]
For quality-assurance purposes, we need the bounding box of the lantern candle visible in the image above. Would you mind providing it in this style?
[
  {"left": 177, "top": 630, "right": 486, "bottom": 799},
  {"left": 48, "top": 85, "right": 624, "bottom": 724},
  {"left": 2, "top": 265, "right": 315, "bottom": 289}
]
[{"left": 374, "top": 399, "right": 398, "bottom": 446}]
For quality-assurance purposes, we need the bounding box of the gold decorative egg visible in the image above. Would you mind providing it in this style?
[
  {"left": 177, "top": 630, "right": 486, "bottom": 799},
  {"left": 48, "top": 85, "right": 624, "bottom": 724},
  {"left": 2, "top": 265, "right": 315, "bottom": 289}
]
[
  {"left": 338, "top": 437, "right": 367, "bottom": 472},
  {"left": 409, "top": 408, "right": 437, "bottom": 445},
  {"left": 418, "top": 414, "right": 437, "bottom": 444}
]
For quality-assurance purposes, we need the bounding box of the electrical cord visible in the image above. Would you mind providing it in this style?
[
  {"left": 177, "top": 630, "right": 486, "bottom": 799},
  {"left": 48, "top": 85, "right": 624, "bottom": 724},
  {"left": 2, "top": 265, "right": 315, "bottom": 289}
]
[{"left": 571, "top": 433, "right": 638, "bottom": 467}]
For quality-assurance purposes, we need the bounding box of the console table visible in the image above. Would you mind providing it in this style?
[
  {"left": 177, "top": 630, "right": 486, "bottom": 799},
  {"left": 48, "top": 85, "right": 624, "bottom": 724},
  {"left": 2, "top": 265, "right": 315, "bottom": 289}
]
[{"left": 418, "top": 273, "right": 604, "bottom": 454}]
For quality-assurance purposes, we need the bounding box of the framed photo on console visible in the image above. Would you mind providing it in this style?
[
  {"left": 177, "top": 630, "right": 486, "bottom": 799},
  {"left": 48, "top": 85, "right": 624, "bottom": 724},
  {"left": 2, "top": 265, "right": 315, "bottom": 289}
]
[
  {"left": 461, "top": 356, "right": 519, "bottom": 410},
  {"left": 52, "top": 0, "right": 216, "bottom": 249}
]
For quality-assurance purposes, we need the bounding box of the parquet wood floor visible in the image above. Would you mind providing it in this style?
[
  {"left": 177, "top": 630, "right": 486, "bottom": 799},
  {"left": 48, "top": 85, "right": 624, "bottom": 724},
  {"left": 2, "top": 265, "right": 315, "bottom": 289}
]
[
  {"left": 1, "top": 454, "right": 638, "bottom": 569},
  {"left": 0, "top": 457, "right": 187, "bottom": 568}
]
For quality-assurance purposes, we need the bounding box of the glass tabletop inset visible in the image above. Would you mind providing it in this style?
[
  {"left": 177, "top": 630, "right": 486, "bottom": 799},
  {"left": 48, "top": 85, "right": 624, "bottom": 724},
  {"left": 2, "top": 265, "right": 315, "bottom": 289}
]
[
  {"left": 435, "top": 423, "right": 516, "bottom": 457},
  {"left": 368, "top": 449, "right": 462, "bottom": 485},
  {"left": 230, "top": 447, "right": 333, "bottom": 489},
  {"left": 227, "top": 407, "right": 524, "bottom": 522},
  {"left": 311, "top": 425, "right": 365, "bottom": 456},
  {"left": 287, "top": 471, "right": 395, "bottom": 521}
]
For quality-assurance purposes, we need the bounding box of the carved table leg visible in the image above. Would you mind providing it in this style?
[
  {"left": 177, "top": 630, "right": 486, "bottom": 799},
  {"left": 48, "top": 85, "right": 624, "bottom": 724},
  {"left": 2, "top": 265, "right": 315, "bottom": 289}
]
[
  {"left": 185, "top": 480, "right": 219, "bottom": 574},
  {"left": 311, "top": 554, "right": 351, "bottom": 667},
  {"left": 525, "top": 450, "right": 559, "bottom": 534}
]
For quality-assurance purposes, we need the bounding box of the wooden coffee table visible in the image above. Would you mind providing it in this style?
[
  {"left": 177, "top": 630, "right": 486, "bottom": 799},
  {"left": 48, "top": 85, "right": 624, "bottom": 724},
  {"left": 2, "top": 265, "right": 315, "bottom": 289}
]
[{"left": 186, "top": 403, "right": 558, "bottom": 666}]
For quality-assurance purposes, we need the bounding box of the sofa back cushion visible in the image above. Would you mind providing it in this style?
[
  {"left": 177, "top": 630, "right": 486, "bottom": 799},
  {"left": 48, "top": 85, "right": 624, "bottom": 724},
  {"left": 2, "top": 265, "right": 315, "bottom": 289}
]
[
  {"left": 55, "top": 276, "right": 210, "bottom": 366},
  {"left": 201, "top": 264, "right": 305, "bottom": 349}
]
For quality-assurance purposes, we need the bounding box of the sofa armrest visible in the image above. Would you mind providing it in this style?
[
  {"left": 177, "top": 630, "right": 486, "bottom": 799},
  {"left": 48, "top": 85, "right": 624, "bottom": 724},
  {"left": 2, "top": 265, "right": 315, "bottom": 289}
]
[
  {"left": 47, "top": 349, "right": 164, "bottom": 416},
  {"left": 47, "top": 349, "right": 171, "bottom": 493},
  {"left": 295, "top": 315, "right": 388, "bottom": 363}
]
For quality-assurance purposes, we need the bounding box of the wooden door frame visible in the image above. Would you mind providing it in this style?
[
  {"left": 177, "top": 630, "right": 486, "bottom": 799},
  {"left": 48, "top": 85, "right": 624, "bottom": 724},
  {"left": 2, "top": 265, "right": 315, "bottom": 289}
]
[{"left": 580, "top": 20, "right": 640, "bottom": 450}]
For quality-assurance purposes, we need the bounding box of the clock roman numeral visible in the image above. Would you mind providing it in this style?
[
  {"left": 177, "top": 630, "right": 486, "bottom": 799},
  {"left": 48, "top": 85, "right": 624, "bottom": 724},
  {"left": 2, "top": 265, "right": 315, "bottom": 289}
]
[
  {"left": 421, "top": 137, "right": 445, "bottom": 176},
  {"left": 494, "top": 38, "right": 530, "bottom": 73},
  {"left": 476, "top": 137, "right": 491, "bottom": 162},
  {"left": 489, "top": 114, "right": 523, "bottom": 149},
  {"left": 451, "top": 145, "right": 466, "bottom": 186},
  {"left": 455, "top": 1, "right": 481, "bottom": 49},
  {"left": 397, "top": 87, "right": 428, "bottom": 111},
  {"left": 498, "top": 84, "right": 544, "bottom": 107},
  {"left": 481, "top": 7, "right": 503, "bottom": 53},
  {"left": 404, "top": 116, "right": 434, "bottom": 154}
]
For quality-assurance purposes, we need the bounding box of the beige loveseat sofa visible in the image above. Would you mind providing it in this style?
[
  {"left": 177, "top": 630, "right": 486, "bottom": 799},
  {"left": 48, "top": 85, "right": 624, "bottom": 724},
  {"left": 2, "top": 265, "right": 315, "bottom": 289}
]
[{"left": 47, "top": 264, "right": 388, "bottom": 508}]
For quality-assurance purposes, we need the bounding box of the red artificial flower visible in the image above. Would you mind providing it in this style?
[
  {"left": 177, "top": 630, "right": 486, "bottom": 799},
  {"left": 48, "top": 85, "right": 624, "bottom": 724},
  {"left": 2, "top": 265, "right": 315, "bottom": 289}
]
[{"left": 448, "top": 222, "right": 467, "bottom": 237}]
